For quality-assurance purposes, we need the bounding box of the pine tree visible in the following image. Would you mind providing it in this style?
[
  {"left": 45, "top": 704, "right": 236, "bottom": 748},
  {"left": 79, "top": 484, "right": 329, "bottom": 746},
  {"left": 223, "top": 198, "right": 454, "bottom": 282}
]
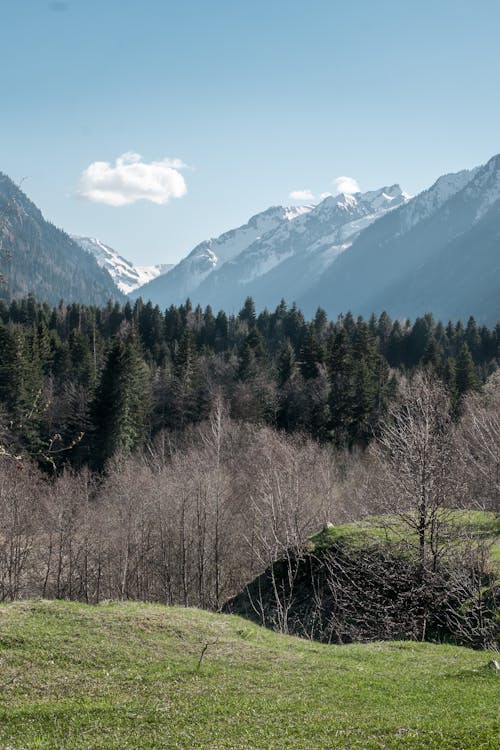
[
  {"left": 91, "top": 335, "right": 151, "bottom": 469},
  {"left": 277, "top": 343, "right": 296, "bottom": 387},
  {"left": 422, "top": 334, "right": 442, "bottom": 373},
  {"left": 456, "top": 343, "right": 480, "bottom": 398},
  {"left": 327, "top": 328, "right": 356, "bottom": 446},
  {"left": 171, "top": 329, "right": 198, "bottom": 428},
  {"left": 0, "top": 323, "right": 26, "bottom": 415},
  {"left": 238, "top": 296, "right": 256, "bottom": 327},
  {"left": 443, "top": 357, "right": 459, "bottom": 417},
  {"left": 299, "top": 325, "right": 321, "bottom": 380}
]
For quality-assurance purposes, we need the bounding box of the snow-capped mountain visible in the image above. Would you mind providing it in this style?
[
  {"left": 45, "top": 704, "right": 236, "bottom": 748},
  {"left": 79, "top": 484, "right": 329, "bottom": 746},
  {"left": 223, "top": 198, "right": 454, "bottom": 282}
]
[
  {"left": 192, "top": 185, "right": 410, "bottom": 311},
  {"left": 300, "top": 155, "right": 500, "bottom": 323},
  {"left": 132, "top": 187, "right": 409, "bottom": 310},
  {"left": 71, "top": 236, "right": 173, "bottom": 294},
  {"left": 130, "top": 205, "right": 313, "bottom": 305},
  {"left": 401, "top": 167, "right": 479, "bottom": 231},
  {"left": 133, "top": 153, "right": 500, "bottom": 325}
]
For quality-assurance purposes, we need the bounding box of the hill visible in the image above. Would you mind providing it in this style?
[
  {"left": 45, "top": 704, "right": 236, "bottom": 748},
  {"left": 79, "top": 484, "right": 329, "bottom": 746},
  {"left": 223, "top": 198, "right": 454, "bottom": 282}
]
[
  {"left": 0, "top": 600, "right": 498, "bottom": 749},
  {"left": 225, "top": 512, "right": 500, "bottom": 648},
  {"left": 0, "top": 174, "right": 124, "bottom": 306}
]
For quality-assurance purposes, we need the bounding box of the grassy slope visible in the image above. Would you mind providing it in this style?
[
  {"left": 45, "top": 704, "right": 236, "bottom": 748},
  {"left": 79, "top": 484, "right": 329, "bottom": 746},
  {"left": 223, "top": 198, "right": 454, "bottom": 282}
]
[
  {"left": 0, "top": 600, "right": 499, "bottom": 750},
  {"left": 308, "top": 511, "right": 500, "bottom": 566}
]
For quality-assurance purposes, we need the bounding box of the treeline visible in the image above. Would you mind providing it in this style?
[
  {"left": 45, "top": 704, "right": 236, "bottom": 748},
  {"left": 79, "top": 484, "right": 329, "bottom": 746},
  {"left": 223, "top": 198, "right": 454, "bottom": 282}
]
[{"left": 0, "top": 295, "right": 498, "bottom": 471}]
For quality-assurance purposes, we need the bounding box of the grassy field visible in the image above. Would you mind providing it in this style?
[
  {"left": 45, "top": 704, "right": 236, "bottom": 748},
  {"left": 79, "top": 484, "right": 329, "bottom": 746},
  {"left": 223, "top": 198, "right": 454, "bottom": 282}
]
[
  {"left": 0, "top": 600, "right": 498, "bottom": 749},
  {"left": 308, "top": 510, "right": 500, "bottom": 565}
]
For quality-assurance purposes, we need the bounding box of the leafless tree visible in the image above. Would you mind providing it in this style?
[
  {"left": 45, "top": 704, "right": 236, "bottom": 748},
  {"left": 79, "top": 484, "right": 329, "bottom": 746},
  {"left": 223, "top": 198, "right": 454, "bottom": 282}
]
[
  {"left": 369, "top": 373, "right": 460, "bottom": 576},
  {"left": 458, "top": 371, "right": 500, "bottom": 513}
]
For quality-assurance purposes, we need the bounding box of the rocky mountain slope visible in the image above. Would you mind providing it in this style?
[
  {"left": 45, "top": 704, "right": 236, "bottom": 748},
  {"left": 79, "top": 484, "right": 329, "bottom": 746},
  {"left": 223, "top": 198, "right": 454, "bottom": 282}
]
[
  {"left": 133, "top": 154, "right": 500, "bottom": 325},
  {"left": 71, "top": 236, "right": 173, "bottom": 294},
  {"left": 0, "top": 173, "right": 123, "bottom": 306},
  {"left": 130, "top": 204, "right": 313, "bottom": 306},
  {"left": 193, "top": 185, "right": 410, "bottom": 311},
  {"left": 300, "top": 157, "right": 500, "bottom": 323}
]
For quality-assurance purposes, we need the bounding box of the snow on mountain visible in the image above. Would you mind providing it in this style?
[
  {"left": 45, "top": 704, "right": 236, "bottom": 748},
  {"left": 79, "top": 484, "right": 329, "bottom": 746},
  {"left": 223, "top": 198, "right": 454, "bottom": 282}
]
[
  {"left": 71, "top": 236, "right": 173, "bottom": 294},
  {"left": 463, "top": 153, "right": 500, "bottom": 220},
  {"left": 400, "top": 167, "right": 479, "bottom": 232},
  {"left": 130, "top": 204, "right": 313, "bottom": 304},
  {"left": 298, "top": 155, "right": 500, "bottom": 324},
  {"left": 191, "top": 185, "right": 411, "bottom": 310},
  {"left": 128, "top": 153, "right": 500, "bottom": 324}
]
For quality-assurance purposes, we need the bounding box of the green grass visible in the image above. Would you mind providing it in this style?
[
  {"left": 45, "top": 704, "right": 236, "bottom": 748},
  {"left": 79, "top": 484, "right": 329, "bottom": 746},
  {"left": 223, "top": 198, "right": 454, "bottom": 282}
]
[
  {"left": 0, "top": 600, "right": 499, "bottom": 749},
  {"left": 308, "top": 510, "right": 500, "bottom": 566}
]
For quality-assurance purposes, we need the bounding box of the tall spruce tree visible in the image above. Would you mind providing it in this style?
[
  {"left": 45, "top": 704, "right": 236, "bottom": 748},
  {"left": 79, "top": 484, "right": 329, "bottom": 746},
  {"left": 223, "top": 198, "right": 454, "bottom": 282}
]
[
  {"left": 456, "top": 343, "right": 480, "bottom": 398},
  {"left": 91, "top": 334, "right": 151, "bottom": 470}
]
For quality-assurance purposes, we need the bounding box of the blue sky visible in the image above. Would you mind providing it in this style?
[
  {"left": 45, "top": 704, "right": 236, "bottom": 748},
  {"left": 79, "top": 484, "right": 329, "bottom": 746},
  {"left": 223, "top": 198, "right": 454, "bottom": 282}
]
[{"left": 2, "top": 0, "right": 500, "bottom": 264}]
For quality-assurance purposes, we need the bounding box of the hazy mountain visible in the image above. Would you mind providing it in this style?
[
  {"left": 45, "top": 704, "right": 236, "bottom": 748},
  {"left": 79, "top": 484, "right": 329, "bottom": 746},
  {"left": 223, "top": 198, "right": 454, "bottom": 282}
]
[
  {"left": 71, "top": 236, "right": 173, "bottom": 294},
  {"left": 130, "top": 205, "right": 313, "bottom": 306},
  {"left": 299, "top": 157, "right": 499, "bottom": 324},
  {"left": 192, "top": 185, "right": 410, "bottom": 311},
  {"left": 3, "top": 151, "right": 499, "bottom": 324},
  {"left": 0, "top": 173, "right": 123, "bottom": 306}
]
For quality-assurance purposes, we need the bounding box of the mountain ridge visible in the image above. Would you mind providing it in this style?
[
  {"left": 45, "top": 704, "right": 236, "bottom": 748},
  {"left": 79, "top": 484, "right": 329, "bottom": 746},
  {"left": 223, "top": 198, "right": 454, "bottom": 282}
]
[
  {"left": 300, "top": 154, "right": 500, "bottom": 323},
  {"left": 0, "top": 173, "right": 123, "bottom": 306},
  {"left": 71, "top": 235, "right": 173, "bottom": 294}
]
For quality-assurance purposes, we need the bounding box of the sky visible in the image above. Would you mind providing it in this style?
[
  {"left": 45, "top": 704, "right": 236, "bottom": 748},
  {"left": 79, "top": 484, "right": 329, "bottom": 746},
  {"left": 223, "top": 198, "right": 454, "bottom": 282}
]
[{"left": 2, "top": 0, "right": 500, "bottom": 265}]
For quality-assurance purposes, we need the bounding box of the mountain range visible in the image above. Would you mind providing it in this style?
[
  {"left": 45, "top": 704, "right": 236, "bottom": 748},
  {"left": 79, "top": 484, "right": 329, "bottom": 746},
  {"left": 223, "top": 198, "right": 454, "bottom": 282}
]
[
  {"left": 1, "top": 154, "right": 499, "bottom": 324},
  {"left": 130, "top": 186, "right": 411, "bottom": 310},
  {"left": 134, "top": 155, "right": 500, "bottom": 325},
  {"left": 71, "top": 236, "right": 173, "bottom": 294}
]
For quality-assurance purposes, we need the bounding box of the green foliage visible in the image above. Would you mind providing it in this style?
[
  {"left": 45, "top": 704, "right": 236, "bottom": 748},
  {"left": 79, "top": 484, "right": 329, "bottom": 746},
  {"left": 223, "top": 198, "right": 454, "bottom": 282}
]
[
  {"left": 0, "top": 600, "right": 498, "bottom": 749},
  {"left": 456, "top": 343, "right": 480, "bottom": 397},
  {"left": 91, "top": 333, "right": 151, "bottom": 470}
]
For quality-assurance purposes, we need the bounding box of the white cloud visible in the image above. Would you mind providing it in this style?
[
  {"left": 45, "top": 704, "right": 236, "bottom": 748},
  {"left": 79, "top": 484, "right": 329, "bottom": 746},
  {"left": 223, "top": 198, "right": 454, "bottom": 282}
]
[
  {"left": 78, "top": 152, "right": 187, "bottom": 206},
  {"left": 334, "top": 176, "right": 360, "bottom": 195},
  {"left": 289, "top": 189, "right": 315, "bottom": 201},
  {"left": 320, "top": 192, "right": 333, "bottom": 199}
]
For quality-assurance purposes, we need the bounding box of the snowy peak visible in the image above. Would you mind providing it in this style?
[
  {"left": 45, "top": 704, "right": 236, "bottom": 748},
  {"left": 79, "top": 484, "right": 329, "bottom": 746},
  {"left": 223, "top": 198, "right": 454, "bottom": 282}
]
[
  {"left": 401, "top": 167, "right": 479, "bottom": 231},
  {"left": 463, "top": 153, "right": 500, "bottom": 219},
  {"left": 395, "top": 155, "right": 500, "bottom": 235},
  {"left": 188, "top": 204, "right": 314, "bottom": 267},
  {"left": 188, "top": 183, "right": 413, "bottom": 303},
  {"left": 315, "top": 184, "right": 409, "bottom": 216},
  {"left": 71, "top": 236, "right": 172, "bottom": 294},
  {"left": 296, "top": 152, "right": 500, "bottom": 325},
  {"left": 299, "top": 184, "right": 411, "bottom": 245},
  {"left": 131, "top": 203, "right": 313, "bottom": 302}
]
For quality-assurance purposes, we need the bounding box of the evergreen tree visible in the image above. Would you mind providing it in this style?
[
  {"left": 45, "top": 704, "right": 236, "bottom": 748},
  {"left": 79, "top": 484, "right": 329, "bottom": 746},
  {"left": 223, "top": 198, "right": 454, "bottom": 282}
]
[
  {"left": 327, "top": 328, "right": 356, "bottom": 446},
  {"left": 238, "top": 296, "right": 256, "bottom": 327},
  {"left": 456, "top": 343, "right": 480, "bottom": 398},
  {"left": 277, "top": 343, "right": 296, "bottom": 387},
  {"left": 299, "top": 325, "right": 322, "bottom": 380},
  {"left": 443, "top": 357, "right": 459, "bottom": 416},
  {"left": 422, "top": 334, "right": 442, "bottom": 373},
  {"left": 91, "top": 335, "right": 151, "bottom": 469}
]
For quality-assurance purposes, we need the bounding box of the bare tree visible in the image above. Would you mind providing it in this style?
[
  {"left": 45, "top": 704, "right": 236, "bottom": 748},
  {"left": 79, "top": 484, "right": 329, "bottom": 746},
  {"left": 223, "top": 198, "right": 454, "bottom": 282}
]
[
  {"left": 0, "top": 461, "right": 41, "bottom": 600},
  {"left": 458, "top": 371, "right": 500, "bottom": 513},
  {"left": 370, "top": 373, "right": 459, "bottom": 577}
]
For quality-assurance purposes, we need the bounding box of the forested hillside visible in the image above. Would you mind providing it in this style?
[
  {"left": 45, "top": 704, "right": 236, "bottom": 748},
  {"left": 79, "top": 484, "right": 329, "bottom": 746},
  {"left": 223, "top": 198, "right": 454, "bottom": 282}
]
[
  {"left": 0, "top": 173, "right": 123, "bottom": 306},
  {"left": 0, "top": 296, "right": 498, "bottom": 646},
  {"left": 0, "top": 295, "right": 497, "bottom": 469}
]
